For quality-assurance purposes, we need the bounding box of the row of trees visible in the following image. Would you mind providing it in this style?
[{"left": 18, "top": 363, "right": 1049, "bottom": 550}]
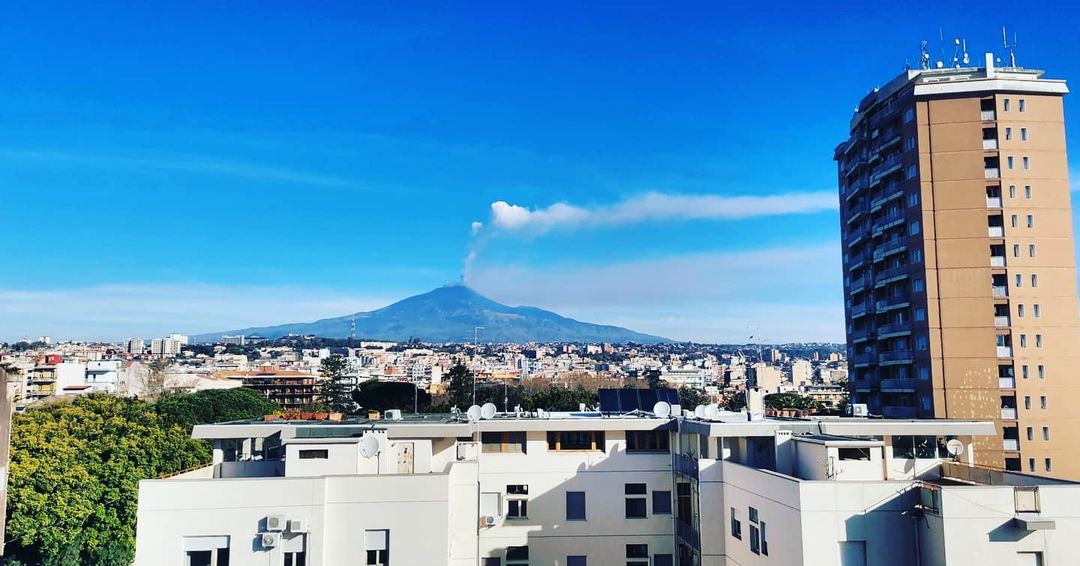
[{"left": 4, "top": 389, "right": 278, "bottom": 565}]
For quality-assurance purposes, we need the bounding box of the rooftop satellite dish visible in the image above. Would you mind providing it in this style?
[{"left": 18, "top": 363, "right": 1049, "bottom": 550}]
[
  {"left": 359, "top": 435, "right": 381, "bottom": 458},
  {"left": 694, "top": 405, "right": 706, "bottom": 419},
  {"left": 653, "top": 401, "right": 672, "bottom": 418},
  {"left": 704, "top": 404, "right": 721, "bottom": 420},
  {"left": 466, "top": 405, "right": 482, "bottom": 422},
  {"left": 480, "top": 403, "right": 497, "bottom": 420},
  {"left": 946, "top": 439, "right": 964, "bottom": 458}
]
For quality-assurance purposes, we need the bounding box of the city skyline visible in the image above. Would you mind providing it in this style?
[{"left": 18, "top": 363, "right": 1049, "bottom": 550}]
[{"left": 5, "top": 2, "right": 1080, "bottom": 343}]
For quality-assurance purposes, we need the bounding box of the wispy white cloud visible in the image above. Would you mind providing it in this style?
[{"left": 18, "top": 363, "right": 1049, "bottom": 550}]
[
  {"left": 485, "top": 191, "right": 838, "bottom": 233},
  {"left": 0, "top": 284, "right": 396, "bottom": 342},
  {"left": 0, "top": 148, "right": 354, "bottom": 187},
  {"left": 468, "top": 243, "right": 844, "bottom": 342}
]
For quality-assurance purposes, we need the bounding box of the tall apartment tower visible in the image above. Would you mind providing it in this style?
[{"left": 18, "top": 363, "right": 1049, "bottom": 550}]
[{"left": 835, "top": 53, "right": 1080, "bottom": 478}]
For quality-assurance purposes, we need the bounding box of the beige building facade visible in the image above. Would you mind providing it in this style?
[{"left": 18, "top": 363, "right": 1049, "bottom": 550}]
[{"left": 836, "top": 55, "right": 1080, "bottom": 478}]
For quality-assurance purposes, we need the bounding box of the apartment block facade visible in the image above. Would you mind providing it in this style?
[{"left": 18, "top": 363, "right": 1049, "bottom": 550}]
[
  {"left": 835, "top": 56, "right": 1080, "bottom": 478},
  {"left": 135, "top": 408, "right": 1080, "bottom": 566}
]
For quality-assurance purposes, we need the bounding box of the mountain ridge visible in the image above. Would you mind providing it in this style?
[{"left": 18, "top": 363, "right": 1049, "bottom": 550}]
[{"left": 192, "top": 285, "right": 670, "bottom": 344}]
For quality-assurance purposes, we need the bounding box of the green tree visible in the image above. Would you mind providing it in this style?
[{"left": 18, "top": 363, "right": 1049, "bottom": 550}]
[
  {"left": 5, "top": 394, "right": 210, "bottom": 565},
  {"left": 444, "top": 364, "right": 475, "bottom": 409},
  {"left": 154, "top": 387, "right": 280, "bottom": 429},
  {"left": 319, "top": 355, "right": 354, "bottom": 413},
  {"left": 521, "top": 385, "right": 598, "bottom": 412},
  {"left": 764, "top": 392, "right": 822, "bottom": 411},
  {"left": 677, "top": 386, "right": 709, "bottom": 409}
]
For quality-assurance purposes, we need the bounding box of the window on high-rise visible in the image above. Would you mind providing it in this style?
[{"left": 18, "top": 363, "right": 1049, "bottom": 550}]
[
  {"left": 1027, "top": 214, "right": 1034, "bottom": 228},
  {"left": 904, "top": 108, "right": 915, "bottom": 123},
  {"left": 1040, "top": 396, "right": 1047, "bottom": 409},
  {"left": 1024, "top": 396, "right": 1031, "bottom": 410},
  {"left": 1017, "top": 304, "right": 1025, "bottom": 318},
  {"left": 914, "top": 307, "right": 926, "bottom": 321},
  {"left": 1027, "top": 427, "right": 1033, "bottom": 441},
  {"left": 910, "top": 221, "right": 920, "bottom": 235},
  {"left": 1031, "top": 274, "right": 1039, "bottom": 287},
  {"left": 1020, "top": 334, "right": 1028, "bottom": 348},
  {"left": 1035, "top": 334, "right": 1043, "bottom": 348},
  {"left": 1009, "top": 184, "right": 1017, "bottom": 198},
  {"left": 1007, "top": 156, "right": 1015, "bottom": 169},
  {"left": 1029, "top": 244, "right": 1037, "bottom": 257},
  {"left": 506, "top": 546, "right": 529, "bottom": 566},
  {"left": 1023, "top": 156, "right": 1030, "bottom": 170},
  {"left": 1038, "top": 365, "right": 1045, "bottom": 379},
  {"left": 1033, "top": 304, "right": 1040, "bottom": 318},
  {"left": 1019, "top": 99, "right": 1026, "bottom": 112},
  {"left": 912, "top": 278, "right": 924, "bottom": 292},
  {"left": 907, "top": 164, "right": 918, "bottom": 179},
  {"left": 1043, "top": 427, "right": 1050, "bottom": 441},
  {"left": 1004, "top": 98, "right": 1012, "bottom": 111},
  {"left": 1021, "top": 127, "right": 1028, "bottom": 141},
  {"left": 1005, "top": 127, "right": 1013, "bottom": 140},
  {"left": 624, "top": 484, "right": 647, "bottom": 518},
  {"left": 1011, "top": 214, "right": 1018, "bottom": 228},
  {"left": 1025, "top": 185, "right": 1032, "bottom": 199},
  {"left": 1045, "top": 458, "right": 1052, "bottom": 472},
  {"left": 626, "top": 544, "right": 649, "bottom": 566},
  {"left": 730, "top": 507, "right": 742, "bottom": 539},
  {"left": 1015, "top": 273, "right": 1023, "bottom": 287},
  {"left": 1029, "top": 458, "right": 1036, "bottom": 472},
  {"left": 1013, "top": 244, "right": 1021, "bottom": 257}
]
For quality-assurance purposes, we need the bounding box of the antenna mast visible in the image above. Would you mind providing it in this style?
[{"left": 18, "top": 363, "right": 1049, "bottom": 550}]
[
  {"left": 919, "top": 40, "right": 931, "bottom": 70},
  {"left": 1003, "top": 26, "right": 1017, "bottom": 67}
]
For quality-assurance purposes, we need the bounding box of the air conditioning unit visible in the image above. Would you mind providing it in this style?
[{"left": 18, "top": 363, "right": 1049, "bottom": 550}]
[
  {"left": 266, "top": 515, "right": 286, "bottom": 531},
  {"left": 261, "top": 532, "right": 281, "bottom": 549},
  {"left": 851, "top": 403, "right": 869, "bottom": 417},
  {"left": 288, "top": 518, "right": 309, "bottom": 533},
  {"left": 384, "top": 409, "right": 403, "bottom": 420},
  {"left": 481, "top": 515, "right": 497, "bottom": 527}
]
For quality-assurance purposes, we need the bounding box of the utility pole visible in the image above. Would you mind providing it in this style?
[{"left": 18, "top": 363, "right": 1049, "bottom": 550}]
[{"left": 472, "top": 326, "right": 484, "bottom": 405}]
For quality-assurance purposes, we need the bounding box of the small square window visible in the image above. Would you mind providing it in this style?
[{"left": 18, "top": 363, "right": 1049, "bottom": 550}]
[
  {"left": 652, "top": 491, "right": 672, "bottom": 515},
  {"left": 568, "top": 556, "right": 587, "bottom": 566}
]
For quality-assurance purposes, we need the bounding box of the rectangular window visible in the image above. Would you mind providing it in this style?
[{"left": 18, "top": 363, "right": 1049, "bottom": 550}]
[
  {"left": 1024, "top": 396, "right": 1031, "bottom": 410},
  {"left": 566, "top": 491, "right": 586, "bottom": 521},
  {"left": 1040, "top": 396, "right": 1047, "bottom": 409},
  {"left": 1010, "top": 185, "right": 1017, "bottom": 198},
  {"left": 1027, "top": 427, "right": 1033, "bottom": 441},
  {"left": 1021, "top": 127, "right": 1028, "bottom": 141},
  {"left": 298, "top": 449, "right": 328, "bottom": 460},
  {"left": 908, "top": 192, "right": 919, "bottom": 206},
  {"left": 1038, "top": 365, "right": 1045, "bottom": 379},
  {"left": 905, "top": 136, "right": 917, "bottom": 151},
  {"left": 1029, "top": 244, "right": 1037, "bottom": 257},
  {"left": 912, "top": 278, "right": 925, "bottom": 292},
  {"left": 547, "top": 431, "right": 605, "bottom": 451},
  {"left": 1036, "top": 334, "right": 1043, "bottom": 348},
  {"left": 506, "top": 546, "right": 529, "bottom": 566},
  {"left": 483, "top": 559, "right": 500, "bottom": 566},
  {"left": 1025, "top": 185, "right": 1032, "bottom": 199},
  {"left": 1015, "top": 273, "right": 1023, "bottom": 287},
  {"left": 1018, "top": 304, "right": 1025, "bottom": 318},
  {"left": 1029, "top": 458, "right": 1036, "bottom": 472},
  {"left": 1031, "top": 274, "right": 1039, "bottom": 287},
  {"left": 1004, "top": 98, "right": 1011, "bottom": 111},
  {"left": 1023, "top": 156, "right": 1030, "bottom": 170},
  {"left": 730, "top": 507, "right": 742, "bottom": 539},
  {"left": 1043, "top": 427, "right": 1049, "bottom": 441},
  {"left": 1022, "top": 365, "right": 1029, "bottom": 379},
  {"left": 750, "top": 524, "right": 761, "bottom": 555},
  {"left": 1045, "top": 458, "right": 1052, "bottom": 473},
  {"left": 626, "top": 544, "right": 649, "bottom": 566},
  {"left": 914, "top": 307, "right": 926, "bottom": 321},
  {"left": 1019, "top": 99, "right": 1026, "bottom": 112},
  {"left": 507, "top": 485, "right": 529, "bottom": 519},
  {"left": 910, "top": 220, "right": 920, "bottom": 235},
  {"left": 365, "top": 530, "right": 389, "bottom": 566},
  {"left": 653, "top": 555, "right": 674, "bottom": 566},
  {"left": 1008, "top": 156, "right": 1015, "bottom": 169},
  {"left": 626, "top": 430, "right": 670, "bottom": 453},
  {"left": 567, "top": 557, "right": 587, "bottom": 566},
  {"left": 652, "top": 490, "right": 672, "bottom": 515},
  {"left": 625, "top": 484, "right": 647, "bottom": 518},
  {"left": 916, "top": 335, "right": 928, "bottom": 351},
  {"left": 1033, "top": 304, "right": 1040, "bottom": 318},
  {"left": 904, "top": 107, "right": 915, "bottom": 123},
  {"left": 907, "top": 164, "right": 918, "bottom": 179},
  {"left": 1005, "top": 127, "right": 1013, "bottom": 140},
  {"left": 482, "top": 432, "right": 527, "bottom": 454},
  {"left": 284, "top": 551, "right": 306, "bottom": 566},
  {"left": 1013, "top": 244, "right": 1021, "bottom": 257},
  {"left": 1020, "top": 334, "right": 1027, "bottom": 348},
  {"left": 1011, "top": 214, "right": 1018, "bottom": 228},
  {"left": 1027, "top": 214, "right": 1034, "bottom": 228},
  {"left": 912, "top": 249, "right": 922, "bottom": 263},
  {"left": 183, "top": 537, "right": 230, "bottom": 566}
]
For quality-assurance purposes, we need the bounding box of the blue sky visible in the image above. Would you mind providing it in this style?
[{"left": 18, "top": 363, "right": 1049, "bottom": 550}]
[{"left": 3, "top": 1, "right": 1080, "bottom": 343}]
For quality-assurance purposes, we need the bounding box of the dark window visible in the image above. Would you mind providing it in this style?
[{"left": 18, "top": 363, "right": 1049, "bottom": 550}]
[
  {"left": 626, "top": 544, "right": 649, "bottom": 566},
  {"left": 567, "top": 556, "right": 586, "bottom": 566},
  {"left": 838, "top": 447, "right": 871, "bottom": 461},
  {"left": 626, "top": 430, "right": 670, "bottom": 452},
  {"left": 676, "top": 482, "right": 693, "bottom": 525},
  {"left": 298, "top": 449, "right": 328, "bottom": 460},
  {"left": 482, "top": 432, "right": 526, "bottom": 453},
  {"left": 625, "top": 483, "right": 647, "bottom": 518},
  {"left": 566, "top": 491, "right": 586, "bottom": 521},
  {"left": 761, "top": 520, "right": 769, "bottom": 556},
  {"left": 547, "top": 431, "right": 605, "bottom": 451},
  {"left": 482, "top": 559, "right": 501, "bottom": 566},
  {"left": 653, "top": 555, "right": 674, "bottom": 566},
  {"left": 507, "top": 485, "right": 528, "bottom": 519},
  {"left": 506, "top": 546, "right": 529, "bottom": 565},
  {"left": 187, "top": 551, "right": 211, "bottom": 566},
  {"left": 730, "top": 507, "right": 742, "bottom": 539},
  {"left": 284, "top": 552, "right": 305, "bottom": 566},
  {"left": 750, "top": 525, "right": 761, "bottom": 554},
  {"left": 652, "top": 490, "right": 672, "bottom": 514}
]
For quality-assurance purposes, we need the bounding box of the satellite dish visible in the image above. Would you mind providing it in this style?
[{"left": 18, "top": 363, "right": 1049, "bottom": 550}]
[
  {"left": 359, "top": 435, "right": 381, "bottom": 458},
  {"left": 704, "top": 404, "right": 721, "bottom": 420},
  {"left": 653, "top": 401, "right": 672, "bottom": 418},
  {"left": 480, "top": 403, "right": 497, "bottom": 419},
  {"left": 694, "top": 405, "right": 706, "bottom": 419},
  {"left": 466, "top": 405, "right": 482, "bottom": 422},
  {"left": 946, "top": 439, "right": 964, "bottom": 457}
]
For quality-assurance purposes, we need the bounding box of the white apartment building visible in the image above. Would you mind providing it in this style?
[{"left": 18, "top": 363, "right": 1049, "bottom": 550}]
[
  {"left": 85, "top": 360, "right": 121, "bottom": 393},
  {"left": 790, "top": 360, "right": 812, "bottom": 387},
  {"left": 136, "top": 407, "right": 1080, "bottom": 566},
  {"left": 125, "top": 338, "right": 146, "bottom": 354}
]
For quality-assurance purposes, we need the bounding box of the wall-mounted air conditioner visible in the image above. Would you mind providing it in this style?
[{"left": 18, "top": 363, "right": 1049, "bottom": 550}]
[
  {"left": 266, "top": 515, "right": 286, "bottom": 531},
  {"left": 288, "top": 518, "right": 309, "bottom": 533},
  {"left": 261, "top": 532, "right": 281, "bottom": 549}
]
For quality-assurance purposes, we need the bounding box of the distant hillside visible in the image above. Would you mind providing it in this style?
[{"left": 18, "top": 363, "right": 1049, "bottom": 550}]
[{"left": 192, "top": 284, "right": 670, "bottom": 344}]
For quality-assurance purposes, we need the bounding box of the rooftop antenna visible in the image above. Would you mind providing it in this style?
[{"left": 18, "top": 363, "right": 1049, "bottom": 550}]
[
  {"left": 350, "top": 313, "right": 356, "bottom": 342},
  {"left": 937, "top": 26, "right": 946, "bottom": 69},
  {"left": 951, "top": 37, "right": 962, "bottom": 68},
  {"left": 1003, "top": 26, "right": 1017, "bottom": 67},
  {"left": 919, "top": 40, "right": 931, "bottom": 70},
  {"left": 961, "top": 38, "right": 970, "bottom": 66}
]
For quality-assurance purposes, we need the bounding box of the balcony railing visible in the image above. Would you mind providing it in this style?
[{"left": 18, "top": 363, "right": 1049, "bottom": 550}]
[
  {"left": 877, "top": 322, "right": 913, "bottom": 337},
  {"left": 876, "top": 294, "right": 911, "bottom": 311},
  {"left": 881, "top": 378, "right": 917, "bottom": 391},
  {"left": 873, "top": 240, "right": 908, "bottom": 261},
  {"left": 874, "top": 265, "right": 910, "bottom": 285},
  {"left": 1003, "top": 438, "right": 1020, "bottom": 451},
  {"left": 852, "top": 352, "right": 874, "bottom": 366},
  {"left": 981, "top": 110, "right": 997, "bottom": 121},
  {"left": 1001, "top": 407, "right": 1018, "bottom": 420},
  {"left": 989, "top": 226, "right": 1005, "bottom": 237},
  {"left": 851, "top": 302, "right": 869, "bottom": 318},
  {"left": 999, "top": 377, "right": 1017, "bottom": 389},
  {"left": 985, "top": 168, "right": 1000, "bottom": 179},
  {"left": 990, "top": 256, "right": 1006, "bottom": 267},
  {"left": 879, "top": 350, "right": 915, "bottom": 364},
  {"left": 983, "top": 139, "right": 999, "bottom": 150},
  {"left": 986, "top": 196, "right": 1002, "bottom": 208},
  {"left": 994, "top": 315, "right": 1011, "bottom": 328},
  {"left": 992, "top": 286, "right": 1008, "bottom": 298},
  {"left": 997, "top": 346, "right": 1013, "bottom": 358},
  {"left": 883, "top": 406, "right": 917, "bottom": 419}
]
